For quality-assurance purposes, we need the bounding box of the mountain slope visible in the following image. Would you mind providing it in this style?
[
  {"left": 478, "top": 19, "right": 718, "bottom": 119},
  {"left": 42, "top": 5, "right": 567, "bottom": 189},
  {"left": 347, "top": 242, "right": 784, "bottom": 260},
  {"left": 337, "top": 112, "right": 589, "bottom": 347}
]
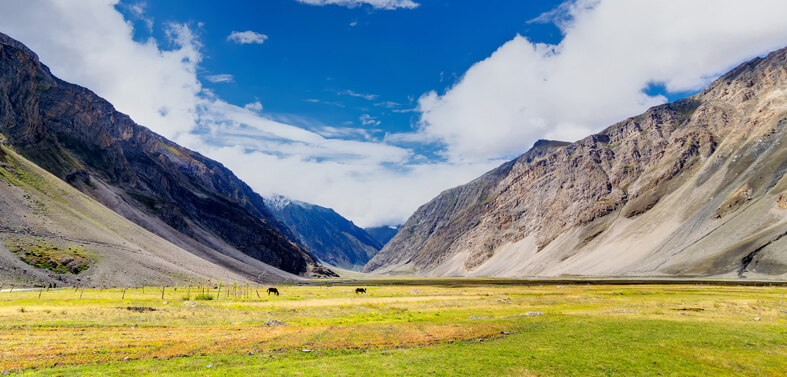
[
  {"left": 365, "top": 48, "right": 787, "bottom": 279},
  {"left": 266, "top": 196, "right": 382, "bottom": 271},
  {"left": 364, "top": 226, "right": 399, "bottom": 247},
  {"left": 0, "top": 32, "right": 335, "bottom": 280},
  {"left": 0, "top": 145, "right": 301, "bottom": 287}
]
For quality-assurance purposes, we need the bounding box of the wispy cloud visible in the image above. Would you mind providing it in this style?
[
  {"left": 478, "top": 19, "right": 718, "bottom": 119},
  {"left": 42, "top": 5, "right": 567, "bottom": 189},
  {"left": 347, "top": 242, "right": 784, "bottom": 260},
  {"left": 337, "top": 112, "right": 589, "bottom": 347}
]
[
  {"left": 120, "top": 1, "right": 154, "bottom": 32},
  {"left": 374, "top": 101, "right": 400, "bottom": 108},
  {"left": 227, "top": 30, "right": 268, "bottom": 45},
  {"left": 359, "top": 114, "right": 381, "bottom": 126},
  {"left": 295, "top": 0, "right": 419, "bottom": 10},
  {"left": 305, "top": 98, "right": 346, "bottom": 107},
  {"left": 205, "top": 74, "right": 234, "bottom": 83},
  {"left": 392, "top": 108, "right": 415, "bottom": 113},
  {"left": 339, "top": 90, "right": 378, "bottom": 100}
]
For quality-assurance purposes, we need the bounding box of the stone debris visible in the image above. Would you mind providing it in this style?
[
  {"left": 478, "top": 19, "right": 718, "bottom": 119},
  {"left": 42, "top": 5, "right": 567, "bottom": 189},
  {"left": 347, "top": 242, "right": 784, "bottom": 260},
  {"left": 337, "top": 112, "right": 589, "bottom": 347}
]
[
  {"left": 118, "top": 306, "right": 157, "bottom": 313},
  {"left": 182, "top": 301, "right": 202, "bottom": 308},
  {"left": 265, "top": 319, "right": 287, "bottom": 327},
  {"left": 502, "top": 312, "right": 545, "bottom": 318},
  {"left": 467, "top": 315, "right": 492, "bottom": 320},
  {"left": 607, "top": 308, "right": 637, "bottom": 313}
]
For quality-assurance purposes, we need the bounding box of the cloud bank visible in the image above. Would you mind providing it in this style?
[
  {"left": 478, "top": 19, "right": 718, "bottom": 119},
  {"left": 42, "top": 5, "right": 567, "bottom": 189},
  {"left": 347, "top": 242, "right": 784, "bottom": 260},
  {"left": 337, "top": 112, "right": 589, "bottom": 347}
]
[
  {"left": 0, "top": 0, "right": 202, "bottom": 141},
  {"left": 417, "top": 0, "right": 787, "bottom": 163}
]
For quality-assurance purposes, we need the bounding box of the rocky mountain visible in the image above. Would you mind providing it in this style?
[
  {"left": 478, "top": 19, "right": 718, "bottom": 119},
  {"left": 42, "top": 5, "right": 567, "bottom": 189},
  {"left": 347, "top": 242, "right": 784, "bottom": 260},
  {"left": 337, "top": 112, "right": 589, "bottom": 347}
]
[
  {"left": 364, "top": 226, "right": 399, "bottom": 247},
  {"left": 0, "top": 32, "right": 335, "bottom": 285},
  {"left": 265, "top": 195, "right": 382, "bottom": 271},
  {"left": 365, "top": 47, "right": 787, "bottom": 279}
]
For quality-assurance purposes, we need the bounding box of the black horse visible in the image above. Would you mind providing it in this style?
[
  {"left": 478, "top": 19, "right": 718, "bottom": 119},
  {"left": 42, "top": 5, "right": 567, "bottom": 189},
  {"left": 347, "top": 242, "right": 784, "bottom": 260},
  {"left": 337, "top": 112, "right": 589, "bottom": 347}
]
[
  {"left": 267, "top": 287, "right": 280, "bottom": 296},
  {"left": 355, "top": 288, "right": 366, "bottom": 294}
]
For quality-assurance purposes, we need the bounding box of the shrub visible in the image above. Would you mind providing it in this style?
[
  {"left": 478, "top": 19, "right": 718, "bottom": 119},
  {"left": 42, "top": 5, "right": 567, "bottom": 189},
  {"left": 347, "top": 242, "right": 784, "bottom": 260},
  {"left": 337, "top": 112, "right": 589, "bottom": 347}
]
[{"left": 194, "top": 293, "right": 214, "bottom": 301}]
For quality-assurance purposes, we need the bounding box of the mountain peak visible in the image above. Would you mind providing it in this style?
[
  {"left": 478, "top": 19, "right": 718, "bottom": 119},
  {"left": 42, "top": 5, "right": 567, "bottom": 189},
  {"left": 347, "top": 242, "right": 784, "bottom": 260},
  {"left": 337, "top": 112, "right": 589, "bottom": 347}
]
[
  {"left": 264, "top": 194, "right": 313, "bottom": 212},
  {"left": 0, "top": 32, "right": 39, "bottom": 64}
]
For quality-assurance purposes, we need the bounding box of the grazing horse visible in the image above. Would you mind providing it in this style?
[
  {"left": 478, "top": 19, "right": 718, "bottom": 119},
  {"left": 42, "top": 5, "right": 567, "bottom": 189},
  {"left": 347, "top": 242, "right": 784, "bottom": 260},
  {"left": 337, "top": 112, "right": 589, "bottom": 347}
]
[
  {"left": 355, "top": 288, "right": 367, "bottom": 294},
  {"left": 267, "top": 287, "right": 280, "bottom": 296}
]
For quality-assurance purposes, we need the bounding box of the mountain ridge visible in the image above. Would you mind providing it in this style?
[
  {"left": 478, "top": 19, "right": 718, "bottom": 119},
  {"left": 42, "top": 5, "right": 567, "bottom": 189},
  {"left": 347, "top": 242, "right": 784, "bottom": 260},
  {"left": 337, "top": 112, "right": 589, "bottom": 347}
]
[
  {"left": 0, "top": 32, "right": 336, "bottom": 282},
  {"left": 365, "top": 47, "right": 787, "bottom": 279}
]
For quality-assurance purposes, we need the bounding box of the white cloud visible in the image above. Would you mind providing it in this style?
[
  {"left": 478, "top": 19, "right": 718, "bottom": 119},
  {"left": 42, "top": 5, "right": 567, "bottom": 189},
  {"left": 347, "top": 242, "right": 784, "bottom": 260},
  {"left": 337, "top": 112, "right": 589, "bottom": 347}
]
[
  {"left": 194, "top": 144, "right": 498, "bottom": 227},
  {"left": 417, "top": 0, "right": 787, "bottom": 163},
  {"left": 227, "top": 30, "right": 268, "bottom": 45},
  {"left": 359, "top": 114, "right": 381, "bottom": 126},
  {"left": 205, "top": 73, "right": 234, "bottom": 83},
  {"left": 244, "top": 101, "right": 263, "bottom": 111},
  {"left": 295, "top": 0, "right": 419, "bottom": 10},
  {"left": 0, "top": 0, "right": 202, "bottom": 141},
  {"left": 339, "top": 90, "right": 378, "bottom": 100}
]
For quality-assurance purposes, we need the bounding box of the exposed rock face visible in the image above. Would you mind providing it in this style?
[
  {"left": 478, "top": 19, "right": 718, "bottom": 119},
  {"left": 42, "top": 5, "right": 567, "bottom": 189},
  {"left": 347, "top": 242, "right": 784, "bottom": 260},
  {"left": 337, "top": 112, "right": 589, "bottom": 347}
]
[
  {"left": 0, "top": 32, "right": 335, "bottom": 278},
  {"left": 266, "top": 195, "right": 382, "bottom": 271},
  {"left": 365, "top": 47, "right": 787, "bottom": 279}
]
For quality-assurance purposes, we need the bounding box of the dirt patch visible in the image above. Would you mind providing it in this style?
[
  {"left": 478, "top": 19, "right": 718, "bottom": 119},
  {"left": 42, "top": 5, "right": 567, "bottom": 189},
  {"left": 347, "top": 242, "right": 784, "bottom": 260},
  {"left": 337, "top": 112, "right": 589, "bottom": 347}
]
[{"left": 671, "top": 308, "right": 705, "bottom": 312}]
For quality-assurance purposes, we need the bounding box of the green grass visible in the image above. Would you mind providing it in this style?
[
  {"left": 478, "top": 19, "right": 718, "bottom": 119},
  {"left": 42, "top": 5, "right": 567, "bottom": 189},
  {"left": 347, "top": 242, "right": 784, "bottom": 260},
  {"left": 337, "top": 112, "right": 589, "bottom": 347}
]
[
  {"left": 0, "top": 283, "right": 785, "bottom": 376},
  {"left": 2, "top": 235, "right": 94, "bottom": 275}
]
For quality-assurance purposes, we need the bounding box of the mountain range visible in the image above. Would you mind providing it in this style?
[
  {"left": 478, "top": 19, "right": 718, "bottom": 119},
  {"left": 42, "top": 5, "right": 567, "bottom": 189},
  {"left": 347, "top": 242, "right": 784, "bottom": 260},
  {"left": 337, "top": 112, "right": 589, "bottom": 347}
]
[
  {"left": 265, "top": 195, "right": 382, "bottom": 271},
  {"left": 3, "top": 30, "right": 787, "bottom": 285},
  {"left": 0, "top": 32, "right": 335, "bottom": 287}
]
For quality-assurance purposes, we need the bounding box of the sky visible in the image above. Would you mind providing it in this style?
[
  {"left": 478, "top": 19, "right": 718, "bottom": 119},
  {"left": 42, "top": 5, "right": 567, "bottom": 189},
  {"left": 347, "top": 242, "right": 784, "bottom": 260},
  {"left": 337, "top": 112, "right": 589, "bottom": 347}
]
[{"left": 2, "top": 0, "right": 787, "bottom": 228}]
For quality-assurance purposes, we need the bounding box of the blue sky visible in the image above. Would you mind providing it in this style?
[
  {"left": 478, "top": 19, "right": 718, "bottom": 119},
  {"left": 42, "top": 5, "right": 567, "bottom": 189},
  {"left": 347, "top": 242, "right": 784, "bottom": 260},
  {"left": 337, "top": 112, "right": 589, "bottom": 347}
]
[
  {"left": 120, "top": 1, "right": 565, "bottom": 143},
  {"left": 3, "top": 0, "right": 787, "bottom": 227}
]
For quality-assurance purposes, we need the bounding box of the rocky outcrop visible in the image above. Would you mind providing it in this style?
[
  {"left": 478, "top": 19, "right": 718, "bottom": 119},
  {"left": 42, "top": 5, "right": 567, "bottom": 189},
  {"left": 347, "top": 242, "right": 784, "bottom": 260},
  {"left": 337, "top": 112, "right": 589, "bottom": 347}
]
[
  {"left": 365, "top": 47, "right": 787, "bottom": 279},
  {"left": 266, "top": 196, "right": 382, "bottom": 271},
  {"left": 0, "top": 32, "right": 335, "bottom": 278}
]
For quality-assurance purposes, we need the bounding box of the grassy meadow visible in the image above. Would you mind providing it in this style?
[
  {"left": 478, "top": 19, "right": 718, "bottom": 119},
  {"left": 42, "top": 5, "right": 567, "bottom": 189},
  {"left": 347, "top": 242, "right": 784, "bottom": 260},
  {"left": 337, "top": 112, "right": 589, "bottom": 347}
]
[{"left": 0, "top": 280, "right": 785, "bottom": 376}]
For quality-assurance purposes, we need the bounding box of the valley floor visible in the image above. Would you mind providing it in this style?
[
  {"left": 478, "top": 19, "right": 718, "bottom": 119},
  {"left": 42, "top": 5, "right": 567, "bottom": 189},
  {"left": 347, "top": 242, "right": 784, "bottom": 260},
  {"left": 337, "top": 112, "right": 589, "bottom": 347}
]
[{"left": 0, "top": 281, "right": 785, "bottom": 376}]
